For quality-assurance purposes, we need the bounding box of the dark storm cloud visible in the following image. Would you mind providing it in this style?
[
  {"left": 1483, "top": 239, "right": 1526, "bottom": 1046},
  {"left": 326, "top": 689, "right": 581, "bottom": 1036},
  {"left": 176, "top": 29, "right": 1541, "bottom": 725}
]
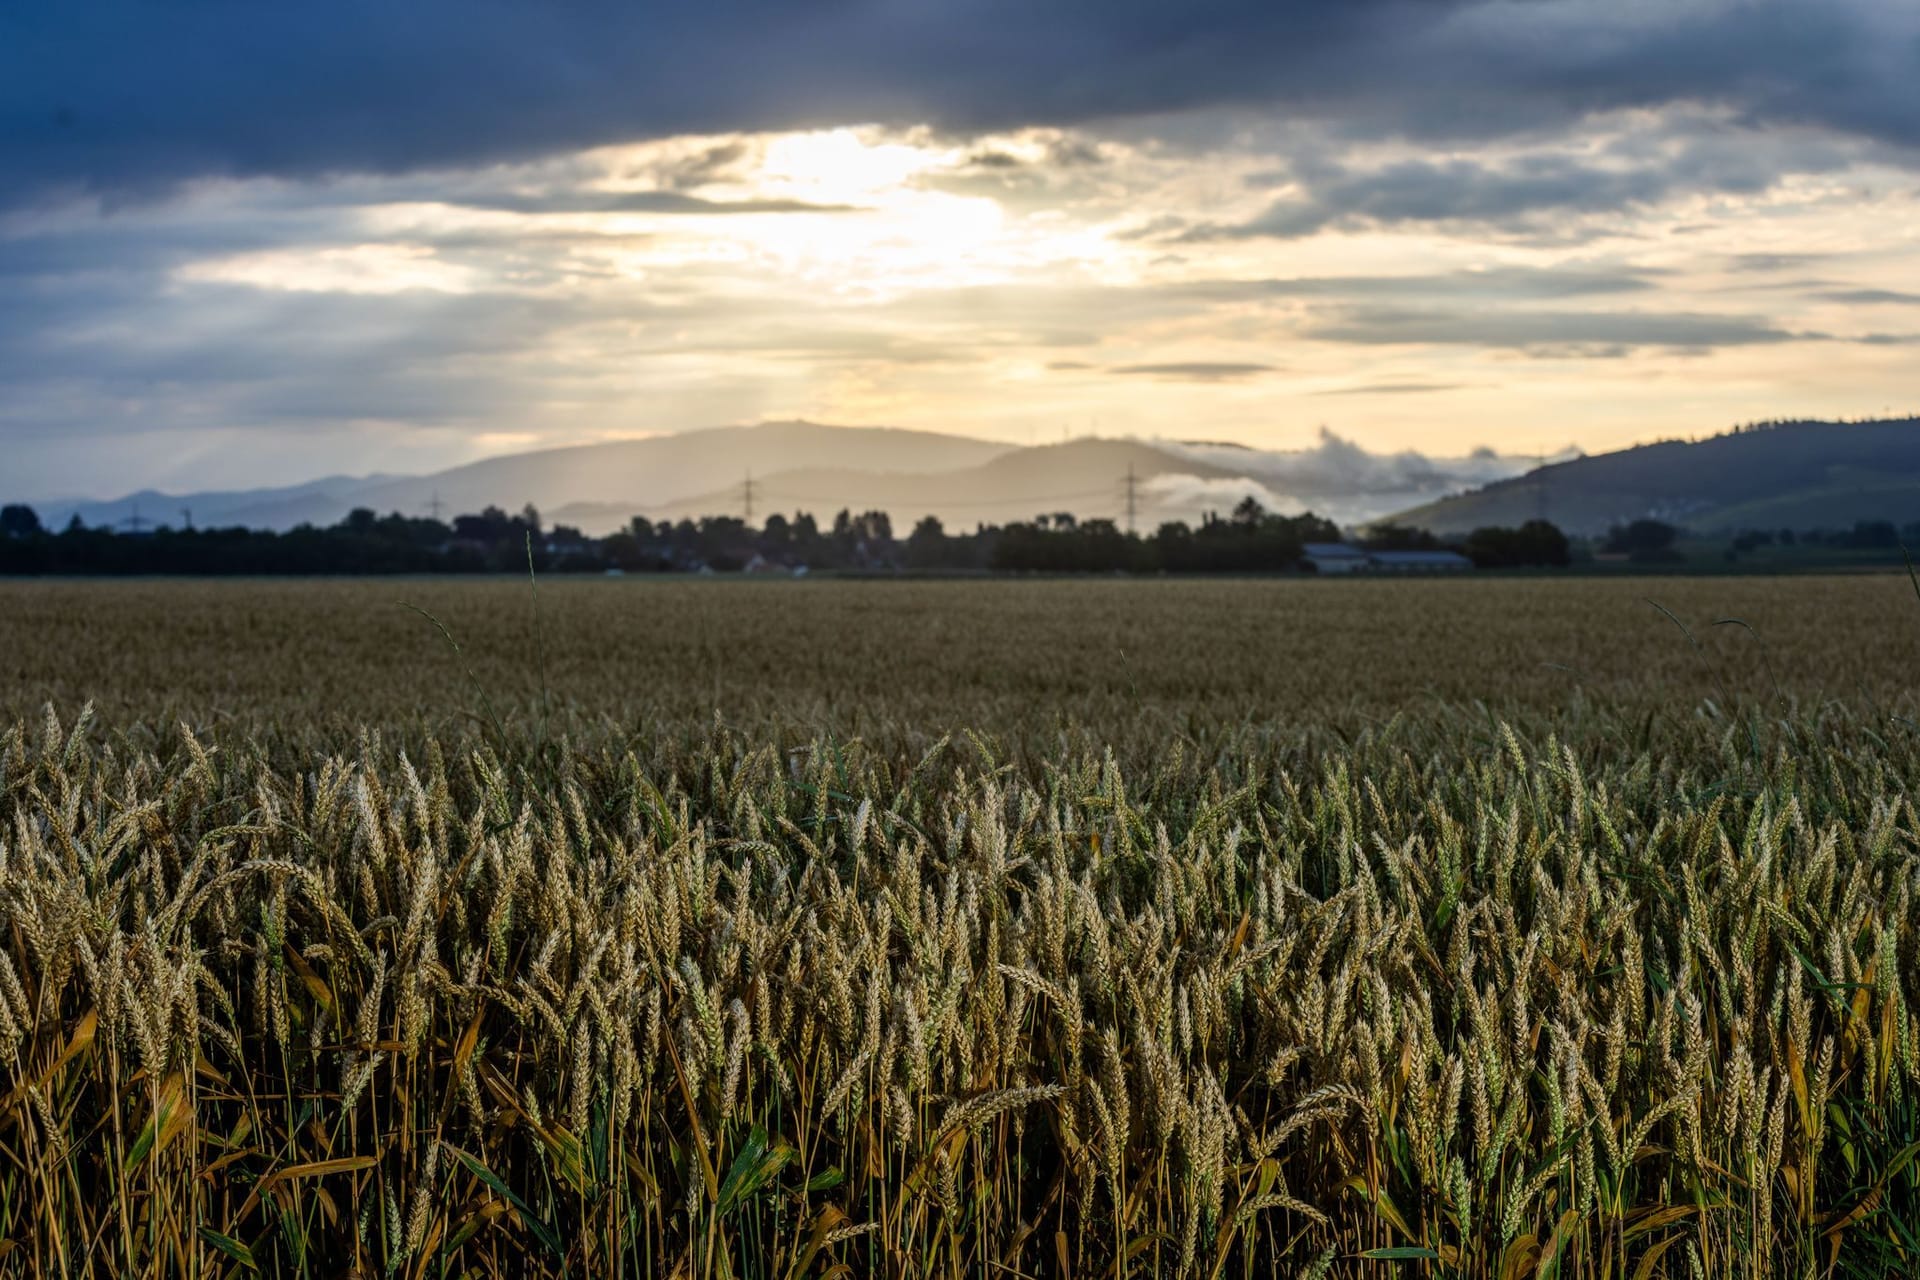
[
  {"left": 450, "top": 192, "right": 861, "bottom": 215},
  {"left": 0, "top": 0, "right": 1421, "bottom": 203},
  {"left": 1165, "top": 265, "right": 1661, "bottom": 301},
  {"left": 1725, "top": 252, "right": 1843, "bottom": 273},
  {"left": 1111, "top": 362, "right": 1278, "bottom": 380},
  {"left": 1313, "top": 381, "right": 1469, "bottom": 395},
  {"left": 1189, "top": 130, "right": 1861, "bottom": 240},
  {"left": 653, "top": 142, "right": 753, "bottom": 190},
  {"left": 4, "top": 1, "right": 1917, "bottom": 206},
  {"left": 1820, "top": 288, "right": 1920, "bottom": 305},
  {"left": 1198, "top": 155, "right": 1681, "bottom": 239},
  {"left": 1302, "top": 306, "right": 1805, "bottom": 352},
  {"left": 874, "top": 266, "right": 1660, "bottom": 334}
]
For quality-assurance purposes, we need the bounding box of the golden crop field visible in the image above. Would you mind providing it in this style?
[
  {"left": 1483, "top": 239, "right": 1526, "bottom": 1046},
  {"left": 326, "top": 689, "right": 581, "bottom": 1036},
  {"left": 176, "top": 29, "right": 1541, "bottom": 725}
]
[
  {"left": 5, "top": 574, "right": 1920, "bottom": 748},
  {"left": 1, "top": 575, "right": 1916, "bottom": 1278}
]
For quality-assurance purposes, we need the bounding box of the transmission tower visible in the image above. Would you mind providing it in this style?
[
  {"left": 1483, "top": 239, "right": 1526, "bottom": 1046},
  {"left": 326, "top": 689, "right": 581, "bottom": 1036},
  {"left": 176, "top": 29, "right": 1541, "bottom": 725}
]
[
  {"left": 428, "top": 491, "right": 443, "bottom": 522},
  {"left": 1123, "top": 463, "right": 1139, "bottom": 535},
  {"left": 742, "top": 470, "right": 757, "bottom": 524}
]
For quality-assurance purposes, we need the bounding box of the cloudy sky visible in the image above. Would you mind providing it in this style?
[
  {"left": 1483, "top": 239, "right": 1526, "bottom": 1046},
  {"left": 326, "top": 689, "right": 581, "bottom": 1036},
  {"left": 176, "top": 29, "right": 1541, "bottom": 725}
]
[{"left": 4, "top": 0, "right": 1919, "bottom": 499}]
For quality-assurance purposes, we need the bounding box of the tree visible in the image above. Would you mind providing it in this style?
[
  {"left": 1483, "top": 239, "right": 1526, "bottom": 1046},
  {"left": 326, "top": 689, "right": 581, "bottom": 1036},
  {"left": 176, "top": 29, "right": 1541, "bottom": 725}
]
[
  {"left": 697, "top": 515, "right": 753, "bottom": 570},
  {"left": 906, "top": 515, "right": 950, "bottom": 569},
  {"left": 0, "top": 504, "right": 42, "bottom": 538},
  {"left": 1514, "top": 519, "right": 1570, "bottom": 566},
  {"left": 1847, "top": 520, "right": 1897, "bottom": 549},
  {"left": 1464, "top": 520, "right": 1570, "bottom": 568},
  {"left": 1603, "top": 519, "right": 1679, "bottom": 561},
  {"left": 454, "top": 506, "right": 513, "bottom": 544},
  {"left": 859, "top": 510, "right": 893, "bottom": 543},
  {"left": 1361, "top": 522, "right": 1438, "bottom": 552}
]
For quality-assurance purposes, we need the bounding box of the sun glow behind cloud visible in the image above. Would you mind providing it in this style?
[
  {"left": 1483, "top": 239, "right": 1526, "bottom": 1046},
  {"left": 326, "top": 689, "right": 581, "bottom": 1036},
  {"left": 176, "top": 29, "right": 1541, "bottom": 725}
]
[
  {"left": 759, "top": 128, "right": 946, "bottom": 201},
  {"left": 609, "top": 128, "right": 1118, "bottom": 297}
]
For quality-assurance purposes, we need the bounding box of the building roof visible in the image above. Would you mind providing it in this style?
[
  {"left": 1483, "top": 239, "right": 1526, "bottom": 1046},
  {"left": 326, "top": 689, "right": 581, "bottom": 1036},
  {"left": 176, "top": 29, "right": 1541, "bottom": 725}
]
[
  {"left": 1369, "top": 550, "right": 1473, "bottom": 566},
  {"left": 1302, "top": 542, "right": 1368, "bottom": 558}
]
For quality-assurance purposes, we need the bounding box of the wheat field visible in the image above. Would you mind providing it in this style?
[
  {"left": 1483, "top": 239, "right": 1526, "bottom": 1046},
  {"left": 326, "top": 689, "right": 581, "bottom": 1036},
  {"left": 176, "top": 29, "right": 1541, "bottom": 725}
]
[
  {"left": 6, "top": 575, "right": 1920, "bottom": 746},
  {"left": 0, "top": 576, "right": 1916, "bottom": 1277}
]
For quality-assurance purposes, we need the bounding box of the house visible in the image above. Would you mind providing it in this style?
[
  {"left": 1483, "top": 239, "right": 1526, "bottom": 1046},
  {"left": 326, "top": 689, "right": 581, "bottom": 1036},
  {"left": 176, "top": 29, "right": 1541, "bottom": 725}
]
[
  {"left": 1368, "top": 549, "right": 1473, "bottom": 573},
  {"left": 1303, "top": 542, "right": 1370, "bottom": 574}
]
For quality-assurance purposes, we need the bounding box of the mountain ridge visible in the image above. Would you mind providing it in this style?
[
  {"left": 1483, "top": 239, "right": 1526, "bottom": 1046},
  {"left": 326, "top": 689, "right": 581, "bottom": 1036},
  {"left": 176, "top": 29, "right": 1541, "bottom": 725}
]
[
  {"left": 24, "top": 418, "right": 1590, "bottom": 534},
  {"left": 36, "top": 422, "right": 1012, "bottom": 532},
  {"left": 549, "top": 438, "right": 1246, "bottom": 533},
  {"left": 1388, "top": 417, "right": 1920, "bottom": 535}
]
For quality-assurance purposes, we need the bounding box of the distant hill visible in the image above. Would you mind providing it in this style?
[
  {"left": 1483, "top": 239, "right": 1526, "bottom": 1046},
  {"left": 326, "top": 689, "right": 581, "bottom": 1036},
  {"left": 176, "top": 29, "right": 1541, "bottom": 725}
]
[
  {"left": 555, "top": 438, "right": 1243, "bottom": 532},
  {"left": 31, "top": 420, "right": 1541, "bottom": 535},
  {"left": 1390, "top": 418, "right": 1920, "bottom": 536},
  {"left": 346, "top": 420, "right": 1012, "bottom": 523},
  {"left": 35, "top": 474, "right": 399, "bottom": 533},
  {"left": 40, "top": 422, "right": 1011, "bottom": 533}
]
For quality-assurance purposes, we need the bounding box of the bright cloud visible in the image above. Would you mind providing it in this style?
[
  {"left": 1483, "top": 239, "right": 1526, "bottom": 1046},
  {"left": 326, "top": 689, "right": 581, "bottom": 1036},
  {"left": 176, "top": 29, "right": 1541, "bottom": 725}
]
[{"left": 177, "top": 243, "right": 479, "bottom": 294}]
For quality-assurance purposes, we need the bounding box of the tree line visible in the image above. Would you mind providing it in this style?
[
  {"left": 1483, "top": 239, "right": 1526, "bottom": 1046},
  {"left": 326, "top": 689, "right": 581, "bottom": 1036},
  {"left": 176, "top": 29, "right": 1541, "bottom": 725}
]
[
  {"left": 0, "top": 498, "right": 1571, "bottom": 575},
  {"left": 1597, "top": 517, "right": 1920, "bottom": 563}
]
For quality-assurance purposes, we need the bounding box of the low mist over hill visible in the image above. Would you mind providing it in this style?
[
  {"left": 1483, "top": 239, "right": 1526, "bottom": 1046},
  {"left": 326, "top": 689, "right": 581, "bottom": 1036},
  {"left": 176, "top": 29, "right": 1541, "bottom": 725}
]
[
  {"left": 547, "top": 438, "right": 1248, "bottom": 533},
  {"left": 1391, "top": 418, "right": 1920, "bottom": 536},
  {"left": 32, "top": 421, "right": 1537, "bottom": 534}
]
